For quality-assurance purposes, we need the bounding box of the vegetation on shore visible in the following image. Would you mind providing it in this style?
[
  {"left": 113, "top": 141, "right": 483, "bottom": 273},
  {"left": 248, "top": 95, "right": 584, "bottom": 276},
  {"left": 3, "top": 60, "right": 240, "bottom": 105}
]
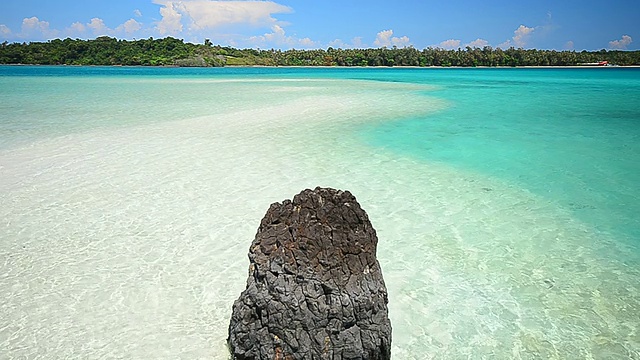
[{"left": 1, "top": 36, "right": 639, "bottom": 67}]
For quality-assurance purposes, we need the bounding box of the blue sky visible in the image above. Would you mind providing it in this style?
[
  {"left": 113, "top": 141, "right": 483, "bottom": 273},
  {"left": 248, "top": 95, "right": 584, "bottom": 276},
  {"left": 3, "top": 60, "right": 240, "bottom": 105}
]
[{"left": 1, "top": 0, "right": 638, "bottom": 50}]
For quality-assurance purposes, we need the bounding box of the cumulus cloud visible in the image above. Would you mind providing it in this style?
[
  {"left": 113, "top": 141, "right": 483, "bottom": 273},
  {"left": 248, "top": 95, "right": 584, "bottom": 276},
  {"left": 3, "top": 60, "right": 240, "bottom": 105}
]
[
  {"left": 3, "top": 1, "right": 302, "bottom": 46},
  {"left": 62, "top": 18, "right": 145, "bottom": 39},
  {"left": 298, "top": 37, "right": 315, "bottom": 47},
  {"left": 467, "top": 38, "right": 489, "bottom": 48},
  {"left": 564, "top": 40, "right": 574, "bottom": 50},
  {"left": 249, "top": 24, "right": 317, "bottom": 48},
  {"left": 609, "top": 35, "right": 632, "bottom": 50},
  {"left": 373, "top": 30, "right": 393, "bottom": 47},
  {"left": 253, "top": 24, "right": 285, "bottom": 43},
  {"left": 332, "top": 37, "right": 366, "bottom": 48},
  {"left": 69, "top": 22, "right": 86, "bottom": 34},
  {"left": 438, "top": 39, "right": 461, "bottom": 49},
  {"left": 328, "top": 37, "right": 367, "bottom": 49},
  {"left": 374, "top": 29, "right": 410, "bottom": 48},
  {"left": 0, "top": 24, "right": 11, "bottom": 36},
  {"left": 328, "top": 39, "right": 346, "bottom": 48},
  {"left": 20, "top": 17, "right": 58, "bottom": 38},
  {"left": 157, "top": 2, "right": 183, "bottom": 34},
  {"left": 87, "top": 18, "right": 109, "bottom": 36},
  {"left": 22, "top": 17, "right": 49, "bottom": 32},
  {"left": 499, "top": 24, "right": 535, "bottom": 48},
  {"left": 154, "top": 0, "right": 291, "bottom": 33},
  {"left": 513, "top": 25, "right": 535, "bottom": 47},
  {"left": 394, "top": 36, "right": 411, "bottom": 47},
  {"left": 118, "top": 19, "right": 142, "bottom": 34}
]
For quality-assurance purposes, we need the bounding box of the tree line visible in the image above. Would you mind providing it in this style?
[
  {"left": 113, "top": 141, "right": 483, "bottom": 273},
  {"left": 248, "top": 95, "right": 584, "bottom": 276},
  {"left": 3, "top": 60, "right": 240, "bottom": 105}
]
[
  {"left": 0, "top": 37, "right": 225, "bottom": 67},
  {"left": 1, "top": 36, "right": 639, "bottom": 67}
]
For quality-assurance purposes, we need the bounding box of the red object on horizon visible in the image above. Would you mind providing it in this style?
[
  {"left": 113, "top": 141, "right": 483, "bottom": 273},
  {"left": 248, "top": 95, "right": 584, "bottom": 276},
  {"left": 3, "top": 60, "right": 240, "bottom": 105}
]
[{"left": 598, "top": 61, "right": 609, "bottom": 66}]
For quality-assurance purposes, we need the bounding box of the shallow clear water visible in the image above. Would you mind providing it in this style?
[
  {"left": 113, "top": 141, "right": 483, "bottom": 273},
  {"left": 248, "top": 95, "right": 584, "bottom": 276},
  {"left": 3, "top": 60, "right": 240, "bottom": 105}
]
[{"left": 1, "top": 66, "right": 638, "bottom": 359}]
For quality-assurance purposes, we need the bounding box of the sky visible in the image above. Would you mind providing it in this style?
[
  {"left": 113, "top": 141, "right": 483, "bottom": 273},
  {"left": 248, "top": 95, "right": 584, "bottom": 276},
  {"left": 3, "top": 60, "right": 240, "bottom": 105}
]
[{"left": 0, "top": 0, "right": 638, "bottom": 51}]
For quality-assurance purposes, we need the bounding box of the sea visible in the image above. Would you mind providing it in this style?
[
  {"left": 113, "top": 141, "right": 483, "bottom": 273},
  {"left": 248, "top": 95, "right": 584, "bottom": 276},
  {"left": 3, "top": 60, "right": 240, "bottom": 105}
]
[{"left": 1, "top": 66, "right": 639, "bottom": 359}]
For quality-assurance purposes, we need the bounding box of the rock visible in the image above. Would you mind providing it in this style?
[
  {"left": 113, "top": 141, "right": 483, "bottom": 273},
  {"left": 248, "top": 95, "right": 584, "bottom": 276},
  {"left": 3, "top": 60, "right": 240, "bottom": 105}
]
[{"left": 228, "top": 187, "right": 391, "bottom": 360}]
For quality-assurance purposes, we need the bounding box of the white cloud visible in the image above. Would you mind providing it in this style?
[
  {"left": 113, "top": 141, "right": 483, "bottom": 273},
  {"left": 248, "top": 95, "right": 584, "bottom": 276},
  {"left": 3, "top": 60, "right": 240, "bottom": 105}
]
[
  {"left": 134, "top": 9, "right": 143, "bottom": 17},
  {"left": 157, "top": 2, "right": 183, "bottom": 35},
  {"left": 0, "top": 24, "right": 11, "bottom": 36},
  {"left": 22, "top": 17, "right": 49, "bottom": 32},
  {"left": 513, "top": 25, "right": 534, "bottom": 47},
  {"left": 248, "top": 24, "right": 317, "bottom": 48},
  {"left": 69, "top": 22, "right": 86, "bottom": 34},
  {"left": 298, "top": 37, "right": 315, "bottom": 47},
  {"left": 154, "top": 0, "right": 291, "bottom": 33},
  {"left": 87, "top": 18, "right": 109, "bottom": 36},
  {"left": 64, "top": 20, "right": 101, "bottom": 38},
  {"left": 20, "top": 17, "right": 58, "bottom": 38},
  {"left": 260, "top": 24, "right": 285, "bottom": 42},
  {"left": 467, "top": 38, "right": 489, "bottom": 48},
  {"left": 62, "top": 18, "right": 144, "bottom": 39},
  {"left": 374, "top": 29, "right": 410, "bottom": 48},
  {"left": 374, "top": 30, "right": 393, "bottom": 47},
  {"left": 609, "top": 35, "right": 632, "bottom": 50},
  {"left": 499, "top": 24, "right": 535, "bottom": 48},
  {"left": 564, "top": 40, "right": 574, "bottom": 50},
  {"left": 373, "top": 30, "right": 393, "bottom": 47},
  {"left": 392, "top": 36, "right": 410, "bottom": 47},
  {"left": 329, "top": 36, "right": 368, "bottom": 49},
  {"left": 438, "top": 39, "right": 461, "bottom": 49},
  {"left": 328, "top": 39, "right": 346, "bottom": 48},
  {"left": 118, "top": 19, "right": 142, "bottom": 34}
]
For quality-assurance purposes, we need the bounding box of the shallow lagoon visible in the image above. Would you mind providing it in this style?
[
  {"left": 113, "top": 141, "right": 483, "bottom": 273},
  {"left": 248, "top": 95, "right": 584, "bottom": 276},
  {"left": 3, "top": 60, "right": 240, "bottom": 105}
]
[{"left": 1, "top": 66, "right": 639, "bottom": 359}]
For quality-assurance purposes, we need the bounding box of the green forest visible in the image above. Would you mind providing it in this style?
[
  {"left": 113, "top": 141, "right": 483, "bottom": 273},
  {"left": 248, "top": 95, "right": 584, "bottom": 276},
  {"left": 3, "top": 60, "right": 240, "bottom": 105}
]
[{"left": 1, "top": 36, "right": 639, "bottom": 67}]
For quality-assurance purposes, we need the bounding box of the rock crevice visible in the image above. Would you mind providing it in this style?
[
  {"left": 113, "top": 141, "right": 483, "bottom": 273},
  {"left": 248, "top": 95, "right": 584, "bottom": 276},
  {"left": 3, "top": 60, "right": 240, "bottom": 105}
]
[{"left": 228, "top": 187, "right": 391, "bottom": 360}]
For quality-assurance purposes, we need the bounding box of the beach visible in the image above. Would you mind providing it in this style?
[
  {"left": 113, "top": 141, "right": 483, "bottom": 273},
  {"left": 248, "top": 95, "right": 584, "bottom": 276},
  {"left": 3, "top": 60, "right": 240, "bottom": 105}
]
[{"left": 1, "top": 66, "right": 639, "bottom": 359}]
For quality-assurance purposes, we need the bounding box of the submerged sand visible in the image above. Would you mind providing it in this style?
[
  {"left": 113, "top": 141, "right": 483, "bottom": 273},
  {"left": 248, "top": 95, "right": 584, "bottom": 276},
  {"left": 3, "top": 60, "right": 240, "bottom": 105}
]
[{"left": 1, "top": 78, "right": 638, "bottom": 359}]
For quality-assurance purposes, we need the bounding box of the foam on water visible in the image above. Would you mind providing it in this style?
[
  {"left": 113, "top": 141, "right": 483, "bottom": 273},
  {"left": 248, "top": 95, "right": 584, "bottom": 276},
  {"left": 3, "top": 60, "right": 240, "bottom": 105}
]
[{"left": 1, "top": 67, "right": 639, "bottom": 359}]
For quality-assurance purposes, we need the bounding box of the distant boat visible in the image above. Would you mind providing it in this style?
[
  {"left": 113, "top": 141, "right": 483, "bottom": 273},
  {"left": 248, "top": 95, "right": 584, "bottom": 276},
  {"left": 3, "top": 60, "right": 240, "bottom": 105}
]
[{"left": 580, "top": 61, "right": 610, "bottom": 66}]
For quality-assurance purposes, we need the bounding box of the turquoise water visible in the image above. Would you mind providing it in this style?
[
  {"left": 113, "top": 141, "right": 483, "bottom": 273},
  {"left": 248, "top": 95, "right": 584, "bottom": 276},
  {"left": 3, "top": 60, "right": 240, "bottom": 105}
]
[
  {"left": 357, "top": 68, "right": 640, "bottom": 246},
  {"left": 1, "top": 66, "right": 639, "bottom": 359}
]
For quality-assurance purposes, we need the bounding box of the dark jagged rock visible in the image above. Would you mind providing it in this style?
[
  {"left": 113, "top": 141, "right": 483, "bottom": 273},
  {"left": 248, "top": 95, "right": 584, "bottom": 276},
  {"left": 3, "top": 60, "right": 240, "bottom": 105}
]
[{"left": 228, "top": 187, "right": 391, "bottom": 360}]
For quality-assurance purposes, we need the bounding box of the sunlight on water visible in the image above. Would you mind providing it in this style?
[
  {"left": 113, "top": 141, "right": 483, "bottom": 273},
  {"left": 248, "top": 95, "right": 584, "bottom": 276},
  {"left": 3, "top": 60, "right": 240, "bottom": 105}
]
[{"left": 0, "top": 67, "right": 638, "bottom": 359}]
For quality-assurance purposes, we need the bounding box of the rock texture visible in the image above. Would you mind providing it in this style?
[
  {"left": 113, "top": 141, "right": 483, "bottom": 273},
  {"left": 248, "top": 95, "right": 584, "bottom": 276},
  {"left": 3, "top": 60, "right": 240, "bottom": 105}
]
[{"left": 228, "top": 187, "right": 391, "bottom": 360}]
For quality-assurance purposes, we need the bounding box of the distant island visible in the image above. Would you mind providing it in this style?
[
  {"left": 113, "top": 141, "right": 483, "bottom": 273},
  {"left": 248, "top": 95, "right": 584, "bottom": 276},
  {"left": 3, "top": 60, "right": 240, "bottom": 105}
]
[{"left": 1, "top": 36, "right": 639, "bottom": 67}]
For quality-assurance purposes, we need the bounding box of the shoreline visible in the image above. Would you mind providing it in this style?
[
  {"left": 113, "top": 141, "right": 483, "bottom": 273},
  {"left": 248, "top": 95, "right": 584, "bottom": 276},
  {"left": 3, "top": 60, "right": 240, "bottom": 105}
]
[
  {"left": 2, "top": 63, "right": 640, "bottom": 69},
  {"left": 225, "top": 65, "right": 640, "bottom": 69}
]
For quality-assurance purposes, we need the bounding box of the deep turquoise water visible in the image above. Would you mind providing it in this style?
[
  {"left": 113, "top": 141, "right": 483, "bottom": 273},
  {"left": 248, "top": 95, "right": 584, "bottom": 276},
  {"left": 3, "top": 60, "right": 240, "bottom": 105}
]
[{"left": 1, "top": 66, "right": 639, "bottom": 358}]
